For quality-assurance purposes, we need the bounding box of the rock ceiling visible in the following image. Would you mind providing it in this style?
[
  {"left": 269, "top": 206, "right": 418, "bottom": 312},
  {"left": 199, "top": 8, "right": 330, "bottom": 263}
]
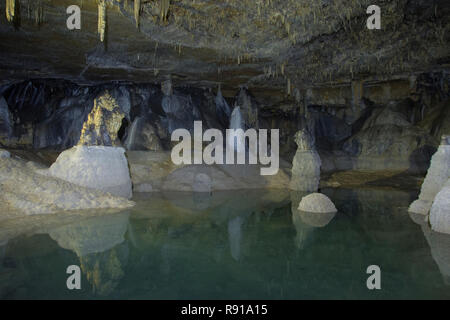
[{"left": 0, "top": 0, "right": 449, "bottom": 97}]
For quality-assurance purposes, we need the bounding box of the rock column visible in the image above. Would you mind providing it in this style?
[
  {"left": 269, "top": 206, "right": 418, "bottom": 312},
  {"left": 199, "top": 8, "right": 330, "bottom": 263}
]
[{"left": 289, "top": 128, "right": 321, "bottom": 192}]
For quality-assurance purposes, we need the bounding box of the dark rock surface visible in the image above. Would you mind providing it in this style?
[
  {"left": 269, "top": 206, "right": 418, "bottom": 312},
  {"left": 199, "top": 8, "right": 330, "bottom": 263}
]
[{"left": 0, "top": 75, "right": 448, "bottom": 175}]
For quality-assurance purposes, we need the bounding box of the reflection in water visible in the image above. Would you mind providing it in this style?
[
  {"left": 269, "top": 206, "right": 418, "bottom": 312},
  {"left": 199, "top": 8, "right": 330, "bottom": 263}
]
[
  {"left": 1, "top": 189, "right": 450, "bottom": 299},
  {"left": 0, "top": 240, "right": 6, "bottom": 267},
  {"left": 410, "top": 212, "right": 450, "bottom": 285},
  {"left": 228, "top": 216, "right": 243, "bottom": 261},
  {"left": 48, "top": 212, "right": 130, "bottom": 296},
  {"left": 290, "top": 191, "right": 336, "bottom": 249}
]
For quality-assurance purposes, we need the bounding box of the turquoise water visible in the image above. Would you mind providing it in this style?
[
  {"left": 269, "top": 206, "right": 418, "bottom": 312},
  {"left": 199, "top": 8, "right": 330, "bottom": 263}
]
[{"left": 1, "top": 188, "right": 450, "bottom": 300}]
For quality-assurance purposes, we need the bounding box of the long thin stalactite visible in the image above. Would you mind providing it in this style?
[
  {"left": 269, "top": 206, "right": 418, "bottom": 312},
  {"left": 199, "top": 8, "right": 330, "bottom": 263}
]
[
  {"left": 6, "top": 0, "right": 16, "bottom": 22},
  {"left": 98, "top": 0, "right": 106, "bottom": 42}
]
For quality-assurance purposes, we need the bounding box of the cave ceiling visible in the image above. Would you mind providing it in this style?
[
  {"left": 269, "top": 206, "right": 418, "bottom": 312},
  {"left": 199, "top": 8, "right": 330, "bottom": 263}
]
[{"left": 0, "top": 0, "right": 449, "bottom": 98}]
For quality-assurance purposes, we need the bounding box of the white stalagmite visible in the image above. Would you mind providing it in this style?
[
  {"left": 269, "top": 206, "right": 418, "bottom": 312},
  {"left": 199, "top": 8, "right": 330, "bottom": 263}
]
[
  {"left": 409, "top": 136, "right": 450, "bottom": 215},
  {"left": 98, "top": 0, "right": 106, "bottom": 42}
]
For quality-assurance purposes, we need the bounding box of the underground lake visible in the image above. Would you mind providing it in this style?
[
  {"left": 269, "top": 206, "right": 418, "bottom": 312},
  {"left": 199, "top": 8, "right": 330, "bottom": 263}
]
[{"left": 1, "top": 188, "right": 450, "bottom": 300}]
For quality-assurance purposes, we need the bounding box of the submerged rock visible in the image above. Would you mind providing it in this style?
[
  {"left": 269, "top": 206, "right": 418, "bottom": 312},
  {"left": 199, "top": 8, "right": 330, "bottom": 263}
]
[
  {"left": 429, "top": 179, "right": 450, "bottom": 234},
  {"left": 289, "top": 129, "right": 321, "bottom": 192},
  {"left": 47, "top": 146, "right": 133, "bottom": 199},
  {"left": 409, "top": 135, "right": 450, "bottom": 215},
  {"left": 298, "top": 193, "right": 337, "bottom": 214}
]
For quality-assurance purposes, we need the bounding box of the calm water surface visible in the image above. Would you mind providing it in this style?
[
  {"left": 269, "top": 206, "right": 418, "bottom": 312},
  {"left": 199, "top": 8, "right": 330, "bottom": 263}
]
[{"left": 0, "top": 188, "right": 449, "bottom": 299}]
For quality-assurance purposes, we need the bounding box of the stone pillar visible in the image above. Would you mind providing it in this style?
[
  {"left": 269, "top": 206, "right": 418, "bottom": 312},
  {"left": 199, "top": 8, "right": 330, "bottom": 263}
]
[
  {"left": 289, "top": 128, "right": 321, "bottom": 192},
  {"left": 409, "top": 135, "right": 450, "bottom": 215},
  {"left": 47, "top": 91, "right": 133, "bottom": 199}
]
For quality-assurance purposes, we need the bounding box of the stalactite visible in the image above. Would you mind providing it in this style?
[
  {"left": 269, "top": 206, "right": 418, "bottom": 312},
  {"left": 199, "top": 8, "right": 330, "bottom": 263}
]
[
  {"left": 134, "top": 0, "right": 140, "bottom": 29},
  {"left": 98, "top": 0, "right": 106, "bottom": 42},
  {"left": 6, "top": 0, "right": 16, "bottom": 22},
  {"left": 35, "top": 0, "right": 44, "bottom": 26},
  {"left": 160, "top": 0, "right": 170, "bottom": 23}
]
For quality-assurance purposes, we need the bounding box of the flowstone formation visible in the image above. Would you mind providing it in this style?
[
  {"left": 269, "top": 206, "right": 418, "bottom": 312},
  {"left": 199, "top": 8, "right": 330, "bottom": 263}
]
[
  {"left": 409, "top": 135, "right": 450, "bottom": 215},
  {"left": 78, "top": 91, "right": 125, "bottom": 147},
  {"left": 46, "top": 91, "right": 133, "bottom": 199},
  {"left": 289, "top": 128, "right": 321, "bottom": 192}
]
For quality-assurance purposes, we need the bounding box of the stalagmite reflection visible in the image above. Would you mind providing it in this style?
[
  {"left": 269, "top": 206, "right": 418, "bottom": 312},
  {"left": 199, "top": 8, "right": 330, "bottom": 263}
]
[
  {"left": 228, "top": 216, "right": 243, "bottom": 261},
  {"left": 290, "top": 191, "right": 336, "bottom": 250},
  {"left": 410, "top": 212, "right": 450, "bottom": 285},
  {"left": 48, "top": 212, "right": 130, "bottom": 296}
]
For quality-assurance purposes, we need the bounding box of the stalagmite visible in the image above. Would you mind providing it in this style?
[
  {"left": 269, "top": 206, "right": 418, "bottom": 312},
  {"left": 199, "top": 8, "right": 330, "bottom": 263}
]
[
  {"left": 6, "top": 0, "right": 15, "bottom": 22},
  {"left": 134, "top": 0, "right": 140, "bottom": 28},
  {"left": 98, "top": 0, "right": 106, "bottom": 42},
  {"left": 290, "top": 128, "right": 321, "bottom": 192}
]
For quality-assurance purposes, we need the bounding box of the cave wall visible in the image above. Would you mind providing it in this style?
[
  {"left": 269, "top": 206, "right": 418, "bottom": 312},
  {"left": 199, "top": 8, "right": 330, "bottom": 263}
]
[{"left": 0, "top": 71, "right": 448, "bottom": 175}]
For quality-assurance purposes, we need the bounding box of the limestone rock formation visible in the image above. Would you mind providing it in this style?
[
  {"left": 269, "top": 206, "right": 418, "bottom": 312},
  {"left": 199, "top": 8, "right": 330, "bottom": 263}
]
[
  {"left": 235, "top": 87, "right": 259, "bottom": 129},
  {"left": 124, "top": 117, "right": 164, "bottom": 151},
  {"left": 127, "top": 150, "right": 290, "bottom": 192},
  {"left": 0, "top": 156, "right": 133, "bottom": 215},
  {"left": 429, "top": 179, "right": 450, "bottom": 234},
  {"left": 298, "top": 193, "right": 337, "bottom": 214},
  {"left": 47, "top": 146, "right": 133, "bottom": 199},
  {"left": 409, "top": 136, "right": 450, "bottom": 215},
  {"left": 289, "top": 129, "right": 321, "bottom": 192},
  {"left": 78, "top": 91, "right": 126, "bottom": 147},
  {"left": 342, "top": 102, "right": 437, "bottom": 173}
]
